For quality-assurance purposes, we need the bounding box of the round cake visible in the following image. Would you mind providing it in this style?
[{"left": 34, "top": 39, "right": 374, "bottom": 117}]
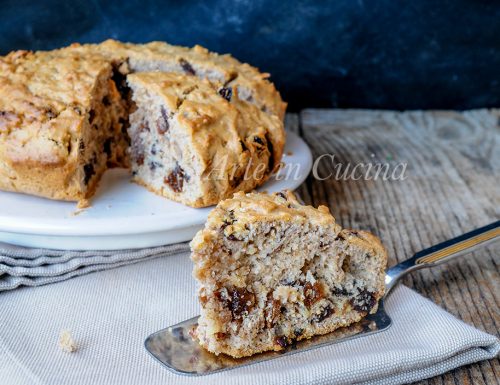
[{"left": 0, "top": 40, "right": 286, "bottom": 207}]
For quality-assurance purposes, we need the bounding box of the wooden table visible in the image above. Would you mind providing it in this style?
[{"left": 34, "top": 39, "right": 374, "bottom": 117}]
[{"left": 287, "top": 109, "right": 499, "bottom": 384}]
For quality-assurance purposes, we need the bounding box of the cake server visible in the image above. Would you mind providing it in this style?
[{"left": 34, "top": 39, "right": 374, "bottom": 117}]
[{"left": 145, "top": 220, "right": 500, "bottom": 376}]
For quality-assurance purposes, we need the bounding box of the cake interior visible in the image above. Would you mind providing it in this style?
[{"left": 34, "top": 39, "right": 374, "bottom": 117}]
[
  {"left": 194, "top": 216, "right": 384, "bottom": 357},
  {"left": 126, "top": 78, "right": 204, "bottom": 205},
  {"left": 77, "top": 63, "right": 130, "bottom": 198}
]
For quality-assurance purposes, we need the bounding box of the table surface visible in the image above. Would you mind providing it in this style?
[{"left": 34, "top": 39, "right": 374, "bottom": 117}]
[{"left": 288, "top": 109, "right": 499, "bottom": 385}]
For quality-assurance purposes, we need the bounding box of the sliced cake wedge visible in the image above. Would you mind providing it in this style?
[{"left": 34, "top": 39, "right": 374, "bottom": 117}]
[
  {"left": 190, "top": 190, "right": 387, "bottom": 358},
  {"left": 126, "top": 72, "right": 284, "bottom": 207}
]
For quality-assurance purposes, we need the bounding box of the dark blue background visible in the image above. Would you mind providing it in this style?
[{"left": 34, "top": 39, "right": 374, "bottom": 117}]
[{"left": 2, "top": 0, "right": 500, "bottom": 111}]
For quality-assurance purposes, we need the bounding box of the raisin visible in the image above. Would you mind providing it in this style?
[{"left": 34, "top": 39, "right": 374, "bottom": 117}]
[
  {"left": 304, "top": 281, "right": 325, "bottom": 308},
  {"left": 131, "top": 141, "right": 145, "bottom": 166},
  {"left": 276, "top": 192, "right": 287, "bottom": 200},
  {"left": 179, "top": 58, "right": 195, "bottom": 75},
  {"left": 265, "top": 294, "right": 281, "bottom": 328},
  {"left": 331, "top": 286, "right": 350, "bottom": 296},
  {"left": 215, "top": 287, "right": 255, "bottom": 320},
  {"left": 227, "top": 233, "right": 241, "bottom": 241},
  {"left": 215, "top": 332, "right": 227, "bottom": 340},
  {"left": 221, "top": 245, "right": 233, "bottom": 256},
  {"left": 274, "top": 336, "right": 290, "bottom": 349},
  {"left": 312, "top": 305, "right": 333, "bottom": 323},
  {"left": 350, "top": 289, "right": 376, "bottom": 314},
  {"left": 218, "top": 87, "right": 232, "bottom": 101},
  {"left": 230, "top": 288, "right": 255, "bottom": 319},
  {"left": 44, "top": 107, "right": 56, "bottom": 119},
  {"left": 280, "top": 278, "right": 297, "bottom": 286},
  {"left": 103, "top": 95, "right": 111, "bottom": 106},
  {"left": 253, "top": 136, "right": 264, "bottom": 146},
  {"left": 149, "top": 161, "right": 162, "bottom": 171},
  {"left": 165, "top": 164, "right": 187, "bottom": 192},
  {"left": 88, "top": 109, "right": 96, "bottom": 123},
  {"left": 157, "top": 106, "right": 169, "bottom": 134},
  {"left": 220, "top": 210, "right": 236, "bottom": 231},
  {"left": 103, "top": 138, "right": 112, "bottom": 157},
  {"left": 83, "top": 163, "right": 95, "bottom": 185}
]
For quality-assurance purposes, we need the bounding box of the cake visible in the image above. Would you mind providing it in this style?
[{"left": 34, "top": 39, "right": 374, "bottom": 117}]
[
  {"left": 190, "top": 191, "right": 387, "bottom": 358},
  {"left": 0, "top": 41, "right": 285, "bottom": 207}
]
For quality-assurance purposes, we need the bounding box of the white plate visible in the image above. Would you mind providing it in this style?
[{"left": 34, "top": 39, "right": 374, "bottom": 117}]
[{"left": 0, "top": 132, "right": 312, "bottom": 250}]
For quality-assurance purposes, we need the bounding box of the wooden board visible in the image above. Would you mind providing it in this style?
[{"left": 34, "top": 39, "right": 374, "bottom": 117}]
[{"left": 287, "top": 109, "right": 499, "bottom": 385}]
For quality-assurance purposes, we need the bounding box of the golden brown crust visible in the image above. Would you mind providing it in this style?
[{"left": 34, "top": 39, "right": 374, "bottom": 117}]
[
  {"left": 92, "top": 39, "right": 287, "bottom": 120},
  {"left": 193, "top": 191, "right": 335, "bottom": 244}
]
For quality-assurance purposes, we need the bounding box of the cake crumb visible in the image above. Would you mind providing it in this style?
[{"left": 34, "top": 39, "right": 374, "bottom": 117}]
[
  {"left": 59, "top": 330, "right": 77, "bottom": 353},
  {"left": 77, "top": 199, "right": 91, "bottom": 209}
]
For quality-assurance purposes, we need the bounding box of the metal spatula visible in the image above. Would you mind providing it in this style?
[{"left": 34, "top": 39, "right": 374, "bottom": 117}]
[{"left": 145, "top": 220, "right": 500, "bottom": 376}]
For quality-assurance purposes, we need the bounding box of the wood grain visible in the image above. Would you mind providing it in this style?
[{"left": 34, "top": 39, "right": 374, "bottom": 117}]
[{"left": 287, "top": 109, "right": 500, "bottom": 385}]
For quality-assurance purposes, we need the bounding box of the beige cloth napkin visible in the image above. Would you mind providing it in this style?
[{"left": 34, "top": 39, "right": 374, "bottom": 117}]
[{"left": 0, "top": 241, "right": 189, "bottom": 291}]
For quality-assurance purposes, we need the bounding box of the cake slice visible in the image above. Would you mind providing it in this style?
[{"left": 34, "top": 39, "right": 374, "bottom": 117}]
[
  {"left": 190, "top": 191, "right": 387, "bottom": 358},
  {"left": 126, "top": 72, "right": 284, "bottom": 207}
]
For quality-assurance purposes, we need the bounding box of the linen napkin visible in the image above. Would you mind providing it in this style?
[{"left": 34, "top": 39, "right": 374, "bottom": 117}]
[
  {"left": 0, "top": 241, "right": 189, "bottom": 291},
  {"left": 0, "top": 250, "right": 498, "bottom": 385}
]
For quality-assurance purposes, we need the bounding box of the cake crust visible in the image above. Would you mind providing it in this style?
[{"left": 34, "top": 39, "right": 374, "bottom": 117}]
[
  {"left": 92, "top": 39, "right": 287, "bottom": 120},
  {"left": 191, "top": 191, "right": 387, "bottom": 357}
]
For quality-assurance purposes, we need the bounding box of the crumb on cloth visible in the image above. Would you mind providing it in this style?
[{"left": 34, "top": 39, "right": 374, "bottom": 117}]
[
  {"left": 59, "top": 330, "right": 77, "bottom": 353},
  {"left": 77, "top": 199, "right": 91, "bottom": 209}
]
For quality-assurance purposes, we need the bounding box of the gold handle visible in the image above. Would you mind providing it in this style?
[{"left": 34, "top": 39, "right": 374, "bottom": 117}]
[
  {"left": 386, "top": 221, "right": 500, "bottom": 295},
  {"left": 416, "top": 224, "right": 500, "bottom": 265}
]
